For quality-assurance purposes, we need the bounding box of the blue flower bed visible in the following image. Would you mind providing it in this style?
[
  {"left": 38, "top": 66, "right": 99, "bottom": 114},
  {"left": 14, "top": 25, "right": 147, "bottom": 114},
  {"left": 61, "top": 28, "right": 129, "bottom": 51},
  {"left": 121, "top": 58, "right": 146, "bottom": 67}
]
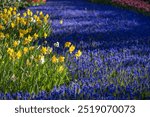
[{"left": 1, "top": 0, "right": 150, "bottom": 99}]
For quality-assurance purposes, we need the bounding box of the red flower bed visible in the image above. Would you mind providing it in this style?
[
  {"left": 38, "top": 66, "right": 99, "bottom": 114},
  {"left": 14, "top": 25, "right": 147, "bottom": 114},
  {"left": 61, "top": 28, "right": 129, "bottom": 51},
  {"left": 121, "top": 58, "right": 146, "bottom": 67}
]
[
  {"left": 27, "top": 0, "right": 46, "bottom": 3},
  {"left": 112, "top": 0, "right": 150, "bottom": 12}
]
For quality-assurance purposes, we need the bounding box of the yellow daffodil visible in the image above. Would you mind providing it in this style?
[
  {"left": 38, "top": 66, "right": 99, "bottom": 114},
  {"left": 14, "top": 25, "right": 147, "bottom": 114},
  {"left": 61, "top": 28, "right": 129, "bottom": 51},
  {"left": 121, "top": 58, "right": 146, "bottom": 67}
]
[
  {"left": 59, "top": 56, "right": 65, "bottom": 62},
  {"left": 11, "top": 22, "right": 15, "bottom": 28},
  {"left": 44, "top": 33, "right": 48, "bottom": 39},
  {"left": 23, "top": 37, "right": 32, "bottom": 45},
  {"left": 23, "top": 47, "right": 29, "bottom": 54},
  {"left": 0, "top": 32, "right": 5, "bottom": 39},
  {"left": 13, "top": 7, "right": 17, "bottom": 11},
  {"left": 46, "top": 14, "right": 49, "bottom": 18},
  {"left": 28, "top": 27, "right": 32, "bottom": 33},
  {"left": 65, "top": 42, "right": 71, "bottom": 48},
  {"left": 7, "top": 48, "right": 14, "bottom": 56},
  {"left": 23, "top": 12, "right": 27, "bottom": 17},
  {"left": 34, "top": 15, "right": 38, "bottom": 19},
  {"left": 33, "top": 33, "right": 38, "bottom": 40},
  {"left": 27, "top": 9, "right": 33, "bottom": 16},
  {"left": 4, "top": 9, "right": 7, "bottom": 14},
  {"left": 13, "top": 41, "right": 19, "bottom": 47},
  {"left": 52, "top": 55, "right": 58, "bottom": 63},
  {"left": 29, "top": 46, "right": 35, "bottom": 51},
  {"left": 16, "top": 50, "right": 22, "bottom": 59},
  {"left": 0, "top": 24, "right": 4, "bottom": 30},
  {"left": 41, "top": 47, "right": 47, "bottom": 54},
  {"left": 39, "top": 11, "right": 43, "bottom": 16},
  {"left": 19, "top": 32, "right": 24, "bottom": 38},
  {"left": 69, "top": 45, "right": 75, "bottom": 54},
  {"left": 13, "top": 11, "right": 16, "bottom": 15},
  {"left": 75, "top": 50, "right": 82, "bottom": 59},
  {"left": 44, "top": 17, "right": 48, "bottom": 23},
  {"left": 8, "top": 10, "right": 11, "bottom": 15},
  {"left": 9, "top": 7, "right": 13, "bottom": 12}
]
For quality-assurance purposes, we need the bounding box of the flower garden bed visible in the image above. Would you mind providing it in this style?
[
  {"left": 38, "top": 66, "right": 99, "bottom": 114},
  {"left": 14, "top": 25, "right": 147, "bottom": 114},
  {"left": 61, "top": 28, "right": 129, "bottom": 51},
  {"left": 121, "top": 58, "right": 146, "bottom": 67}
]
[
  {"left": 0, "top": 0, "right": 150, "bottom": 100},
  {"left": 90, "top": 0, "right": 150, "bottom": 15}
]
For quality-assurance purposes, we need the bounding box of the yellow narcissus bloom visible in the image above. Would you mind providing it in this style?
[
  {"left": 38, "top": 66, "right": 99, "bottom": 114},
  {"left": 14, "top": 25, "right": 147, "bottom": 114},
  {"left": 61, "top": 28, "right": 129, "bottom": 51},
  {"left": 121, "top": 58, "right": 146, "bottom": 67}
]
[
  {"left": 8, "top": 10, "right": 11, "bottom": 15},
  {"left": 28, "top": 35, "right": 32, "bottom": 40},
  {"left": 0, "top": 24, "right": 4, "bottom": 30},
  {"left": 52, "top": 55, "right": 58, "bottom": 63},
  {"left": 16, "top": 50, "right": 22, "bottom": 59},
  {"left": 4, "top": 9, "right": 7, "bottom": 13},
  {"left": 13, "top": 11, "right": 16, "bottom": 15},
  {"left": 37, "top": 20, "right": 42, "bottom": 26},
  {"left": 44, "top": 17, "right": 48, "bottom": 23},
  {"left": 19, "top": 32, "right": 24, "bottom": 38},
  {"left": 27, "top": 9, "right": 30, "bottom": 15},
  {"left": 33, "top": 14, "right": 38, "bottom": 19},
  {"left": 20, "top": 18, "right": 27, "bottom": 26},
  {"left": 23, "top": 12, "right": 27, "bottom": 17},
  {"left": 0, "top": 32, "right": 5, "bottom": 39},
  {"left": 65, "top": 42, "right": 71, "bottom": 48},
  {"left": 35, "top": 16, "right": 40, "bottom": 22},
  {"left": 59, "top": 56, "right": 65, "bottom": 62},
  {"left": 23, "top": 47, "right": 29, "bottom": 54},
  {"left": 13, "top": 7, "right": 17, "bottom": 11},
  {"left": 33, "top": 33, "right": 38, "bottom": 40},
  {"left": 44, "top": 33, "right": 48, "bottom": 39},
  {"left": 7, "top": 48, "right": 14, "bottom": 56},
  {"left": 27, "top": 9, "right": 33, "bottom": 16},
  {"left": 69, "top": 45, "right": 75, "bottom": 54},
  {"left": 75, "top": 50, "right": 82, "bottom": 59},
  {"left": 13, "top": 41, "right": 19, "bottom": 47},
  {"left": 45, "top": 14, "right": 49, "bottom": 18},
  {"left": 3, "top": 19, "right": 7, "bottom": 25},
  {"left": 58, "top": 65, "right": 64, "bottom": 73},
  {"left": 11, "top": 22, "right": 15, "bottom": 28},
  {"left": 16, "top": 16, "right": 20, "bottom": 22},
  {"left": 28, "top": 27, "right": 32, "bottom": 33},
  {"left": 9, "top": 7, "right": 13, "bottom": 12},
  {"left": 29, "top": 46, "right": 35, "bottom": 51},
  {"left": 41, "top": 47, "right": 47, "bottom": 55},
  {"left": 23, "top": 37, "right": 32, "bottom": 45},
  {"left": 23, "top": 20, "right": 27, "bottom": 26},
  {"left": 39, "top": 11, "right": 43, "bottom": 15}
]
